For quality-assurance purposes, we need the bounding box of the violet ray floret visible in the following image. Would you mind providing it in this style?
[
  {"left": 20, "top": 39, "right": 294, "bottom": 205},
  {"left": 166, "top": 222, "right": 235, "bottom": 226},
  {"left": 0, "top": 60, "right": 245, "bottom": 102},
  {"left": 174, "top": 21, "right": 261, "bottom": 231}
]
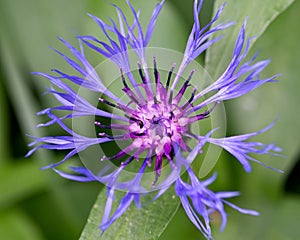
[{"left": 27, "top": 0, "right": 283, "bottom": 239}]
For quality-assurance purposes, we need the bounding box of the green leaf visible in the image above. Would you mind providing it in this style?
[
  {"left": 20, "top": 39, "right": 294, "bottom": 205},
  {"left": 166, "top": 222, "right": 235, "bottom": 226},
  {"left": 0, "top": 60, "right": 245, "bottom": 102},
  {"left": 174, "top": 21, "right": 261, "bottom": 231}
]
[
  {"left": 200, "top": 0, "right": 294, "bottom": 178},
  {"left": 0, "top": 161, "right": 46, "bottom": 209},
  {"left": 80, "top": 188, "right": 180, "bottom": 240},
  {"left": 168, "top": 0, "right": 214, "bottom": 32},
  {"left": 223, "top": 0, "right": 300, "bottom": 196},
  {"left": 0, "top": 80, "right": 9, "bottom": 163},
  {"left": 212, "top": 195, "right": 300, "bottom": 240},
  {"left": 159, "top": 206, "right": 206, "bottom": 240},
  {"left": 0, "top": 23, "right": 89, "bottom": 231},
  {"left": 269, "top": 195, "right": 300, "bottom": 240},
  {"left": 201, "top": 1, "right": 300, "bottom": 239},
  {"left": 0, "top": 0, "right": 88, "bottom": 72},
  {"left": 0, "top": 0, "right": 103, "bottom": 237},
  {"left": 206, "top": 0, "right": 295, "bottom": 78},
  {"left": 0, "top": 208, "right": 44, "bottom": 240}
]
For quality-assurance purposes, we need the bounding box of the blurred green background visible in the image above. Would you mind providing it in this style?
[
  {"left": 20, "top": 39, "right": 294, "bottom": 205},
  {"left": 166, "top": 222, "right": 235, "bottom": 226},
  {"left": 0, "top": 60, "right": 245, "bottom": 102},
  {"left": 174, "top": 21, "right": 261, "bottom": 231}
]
[{"left": 0, "top": 0, "right": 299, "bottom": 239}]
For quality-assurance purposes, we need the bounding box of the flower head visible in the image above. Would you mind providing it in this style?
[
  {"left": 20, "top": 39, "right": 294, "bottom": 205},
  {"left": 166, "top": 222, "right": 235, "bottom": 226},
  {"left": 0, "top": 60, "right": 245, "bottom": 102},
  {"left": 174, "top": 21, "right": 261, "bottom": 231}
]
[{"left": 27, "top": 0, "right": 282, "bottom": 239}]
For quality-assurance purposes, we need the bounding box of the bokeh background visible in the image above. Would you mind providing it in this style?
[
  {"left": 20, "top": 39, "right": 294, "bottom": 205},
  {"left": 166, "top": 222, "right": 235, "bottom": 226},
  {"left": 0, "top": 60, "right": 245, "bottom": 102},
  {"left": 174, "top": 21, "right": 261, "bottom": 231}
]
[{"left": 0, "top": 0, "right": 299, "bottom": 239}]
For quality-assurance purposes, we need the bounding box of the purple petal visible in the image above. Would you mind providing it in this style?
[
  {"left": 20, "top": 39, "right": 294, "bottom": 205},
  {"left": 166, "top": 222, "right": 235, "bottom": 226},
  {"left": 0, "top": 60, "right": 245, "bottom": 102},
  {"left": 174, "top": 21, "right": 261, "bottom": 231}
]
[
  {"left": 144, "top": 0, "right": 165, "bottom": 45},
  {"left": 53, "top": 166, "right": 97, "bottom": 182},
  {"left": 100, "top": 192, "right": 135, "bottom": 233}
]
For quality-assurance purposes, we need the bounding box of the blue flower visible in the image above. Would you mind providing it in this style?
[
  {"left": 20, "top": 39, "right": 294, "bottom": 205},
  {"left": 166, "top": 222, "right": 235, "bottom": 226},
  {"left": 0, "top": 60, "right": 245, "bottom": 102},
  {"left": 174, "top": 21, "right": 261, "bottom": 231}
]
[
  {"left": 175, "top": 169, "right": 259, "bottom": 239},
  {"left": 27, "top": 0, "right": 282, "bottom": 239}
]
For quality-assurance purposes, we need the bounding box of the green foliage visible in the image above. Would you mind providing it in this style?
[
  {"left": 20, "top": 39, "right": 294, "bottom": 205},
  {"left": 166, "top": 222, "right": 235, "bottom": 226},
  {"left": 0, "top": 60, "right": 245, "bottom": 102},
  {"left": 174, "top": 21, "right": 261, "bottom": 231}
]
[
  {"left": 206, "top": 0, "right": 300, "bottom": 239},
  {"left": 206, "top": 0, "right": 295, "bottom": 78},
  {"left": 0, "top": 209, "right": 44, "bottom": 240},
  {"left": 0, "top": 161, "right": 46, "bottom": 209},
  {"left": 80, "top": 189, "right": 179, "bottom": 240},
  {"left": 0, "top": 0, "right": 298, "bottom": 239}
]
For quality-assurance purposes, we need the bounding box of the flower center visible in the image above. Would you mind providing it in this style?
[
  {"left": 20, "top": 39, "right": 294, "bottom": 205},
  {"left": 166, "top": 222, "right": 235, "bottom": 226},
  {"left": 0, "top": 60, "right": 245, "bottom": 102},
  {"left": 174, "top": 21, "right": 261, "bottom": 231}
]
[
  {"left": 97, "top": 60, "right": 213, "bottom": 185},
  {"left": 129, "top": 99, "right": 189, "bottom": 154}
]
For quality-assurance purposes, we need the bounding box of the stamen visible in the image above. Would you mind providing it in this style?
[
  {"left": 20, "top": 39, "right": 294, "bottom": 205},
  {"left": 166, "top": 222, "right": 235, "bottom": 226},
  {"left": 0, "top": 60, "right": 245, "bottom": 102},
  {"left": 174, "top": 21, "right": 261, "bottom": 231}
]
[
  {"left": 189, "top": 113, "right": 210, "bottom": 123},
  {"left": 120, "top": 68, "right": 142, "bottom": 105},
  {"left": 125, "top": 115, "right": 144, "bottom": 128},
  {"left": 153, "top": 57, "right": 159, "bottom": 85},
  {"left": 133, "top": 148, "right": 146, "bottom": 161},
  {"left": 182, "top": 87, "right": 197, "bottom": 109},
  {"left": 168, "top": 91, "right": 173, "bottom": 104},
  {"left": 188, "top": 102, "right": 218, "bottom": 123},
  {"left": 120, "top": 68, "right": 129, "bottom": 89},
  {"left": 111, "top": 123, "right": 131, "bottom": 130},
  {"left": 152, "top": 155, "right": 163, "bottom": 187},
  {"left": 153, "top": 57, "right": 168, "bottom": 103},
  {"left": 95, "top": 121, "right": 112, "bottom": 129},
  {"left": 173, "top": 70, "right": 195, "bottom": 104},
  {"left": 95, "top": 121, "right": 129, "bottom": 130},
  {"left": 107, "top": 151, "right": 126, "bottom": 161},
  {"left": 137, "top": 62, "right": 147, "bottom": 84},
  {"left": 166, "top": 63, "right": 176, "bottom": 92},
  {"left": 146, "top": 157, "right": 153, "bottom": 167},
  {"left": 133, "top": 132, "right": 146, "bottom": 137},
  {"left": 107, "top": 142, "right": 138, "bottom": 161},
  {"left": 98, "top": 132, "right": 113, "bottom": 138},
  {"left": 120, "top": 156, "right": 135, "bottom": 167},
  {"left": 99, "top": 97, "right": 134, "bottom": 113},
  {"left": 166, "top": 153, "right": 177, "bottom": 170},
  {"left": 138, "top": 62, "right": 153, "bottom": 99},
  {"left": 99, "top": 97, "right": 118, "bottom": 109},
  {"left": 99, "top": 132, "right": 131, "bottom": 141}
]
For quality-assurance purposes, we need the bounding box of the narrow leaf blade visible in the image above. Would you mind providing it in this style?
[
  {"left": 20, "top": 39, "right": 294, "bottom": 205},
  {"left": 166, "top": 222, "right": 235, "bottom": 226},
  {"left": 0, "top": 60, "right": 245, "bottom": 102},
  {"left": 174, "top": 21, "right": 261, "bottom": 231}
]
[
  {"left": 80, "top": 188, "right": 180, "bottom": 240},
  {"left": 206, "top": 0, "right": 295, "bottom": 78}
]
